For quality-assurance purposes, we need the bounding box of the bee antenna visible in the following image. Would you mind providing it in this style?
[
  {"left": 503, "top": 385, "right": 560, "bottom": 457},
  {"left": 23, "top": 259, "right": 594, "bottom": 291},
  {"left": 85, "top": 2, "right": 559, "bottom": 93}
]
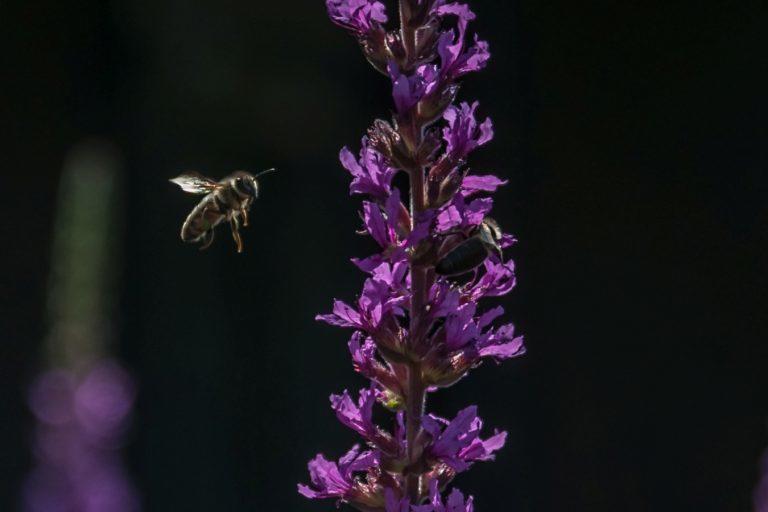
[{"left": 254, "top": 168, "right": 277, "bottom": 179}]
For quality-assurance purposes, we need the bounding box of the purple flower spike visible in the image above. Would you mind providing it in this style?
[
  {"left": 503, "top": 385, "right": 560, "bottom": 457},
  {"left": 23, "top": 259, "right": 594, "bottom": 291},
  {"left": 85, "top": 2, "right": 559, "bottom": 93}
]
[
  {"left": 310, "top": 0, "right": 523, "bottom": 507},
  {"left": 326, "top": 0, "right": 388, "bottom": 36}
]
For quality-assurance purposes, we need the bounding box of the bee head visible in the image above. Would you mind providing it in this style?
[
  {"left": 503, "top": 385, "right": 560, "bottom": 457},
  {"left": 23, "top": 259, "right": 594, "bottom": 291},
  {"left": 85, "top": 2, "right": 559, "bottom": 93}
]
[{"left": 233, "top": 174, "right": 259, "bottom": 197}]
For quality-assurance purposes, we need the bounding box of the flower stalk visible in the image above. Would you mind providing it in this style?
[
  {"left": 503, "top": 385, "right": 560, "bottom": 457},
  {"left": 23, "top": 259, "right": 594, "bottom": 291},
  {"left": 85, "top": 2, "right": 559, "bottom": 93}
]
[{"left": 301, "top": 1, "right": 525, "bottom": 509}]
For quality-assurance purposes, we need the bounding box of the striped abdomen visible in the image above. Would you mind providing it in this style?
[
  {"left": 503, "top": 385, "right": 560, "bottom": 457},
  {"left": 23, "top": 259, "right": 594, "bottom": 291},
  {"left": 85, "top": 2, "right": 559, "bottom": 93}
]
[
  {"left": 180, "top": 196, "right": 227, "bottom": 242},
  {"left": 435, "top": 237, "right": 490, "bottom": 276}
]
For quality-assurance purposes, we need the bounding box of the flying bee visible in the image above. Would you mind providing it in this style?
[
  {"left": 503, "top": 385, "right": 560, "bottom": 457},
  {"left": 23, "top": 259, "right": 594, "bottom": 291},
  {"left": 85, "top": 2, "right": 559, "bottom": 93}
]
[
  {"left": 170, "top": 169, "right": 275, "bottom": 253},
  {"left": 435, "top": 218, "right": 503, "bottom": 276}
]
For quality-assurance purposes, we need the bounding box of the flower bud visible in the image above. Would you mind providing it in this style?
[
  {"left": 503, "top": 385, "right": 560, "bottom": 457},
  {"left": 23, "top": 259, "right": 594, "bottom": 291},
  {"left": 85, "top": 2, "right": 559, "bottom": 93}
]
[
  {"left": 368, "top": 119, "right": 415, "bottom": 170},
  {"left": 422, "top": 349, "right": 478, "bottom": 388},
  {"left": 422, "top": 463, "right": 457, "bottom": 495},
  {"left": 418, "top": 84, "right": 460, "bottom": 126},
  {"left": 348, "top": 481, "right": 386, "bottom": 510},
  {"left": 385, "top": 31, "right": 407, "bottom": 66},
  {"left": 416, "top": 128, "right": 442, "bottom": 166},
  {"left": 435, "top": 169, "right": 465, "bottom": 207},
  {"left": 361, "top": 28, "right": 392, "bottom": 75},
  {"left": 427, "top": 156, "right": 459, "bottom": 207},
  {"left": 414, "top": 18, "right": 441, "bottom": 63}
]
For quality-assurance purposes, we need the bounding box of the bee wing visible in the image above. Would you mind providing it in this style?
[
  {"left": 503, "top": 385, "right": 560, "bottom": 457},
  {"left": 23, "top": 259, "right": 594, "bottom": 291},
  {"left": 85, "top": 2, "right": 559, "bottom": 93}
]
[{"left": 170, "top": 172, "right": 220, "bottom": 194}]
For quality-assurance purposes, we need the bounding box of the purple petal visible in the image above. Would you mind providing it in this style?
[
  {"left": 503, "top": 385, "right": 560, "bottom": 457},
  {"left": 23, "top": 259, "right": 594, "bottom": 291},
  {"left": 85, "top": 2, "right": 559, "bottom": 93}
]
[
  {"left": 470, "top": 259, "right": 516, "bottom": 299},
  {"left": 435, "top": 2, "right": 477, "bottom": 23},
  {"left": 444, "top": 304, "right": 480, "bottom": 350},
  {"left": 326, "top": 0, "right": 388, "bottom": 35},
  {"left": 421, "top": 479, "right": 475, "bottom": 512},
  {"left": 477, "top": 116, "right": 494, "bottom": 146},
  {"left": 300, "top": 454, "right": 351, "bottom": 499},
  {"left": 389, "top": 62, "right": 440, "bottom": 115},
  {"left": 461, "top": 174, "right": 508, "bottom": 196},
  {"left": 330, "top": 388, "right": 377, "bottom": 439},
  {"left": 342, "top": 140, "right": 396, "bottom": 200},
  {"left": 430, "top": 284, "right": 462, "bottom": 318},
  {"left": 407, "top": 210, "right": 437, "bottom": 247},
  {"left": 443, "top": 102, "right": 494, "bottom": 160},
  {"left": 340, "top": 146, "right": 363, "bottom": 177},
  {"left": 432, "top": 406, "right": 478, "bottom": 457},
  {"left": 316, "top": 300, "right": 363, "bottom": 328},
  {"left": 352, "top": 254, "right": 386, "bottom": 273},
  {"left": 385, "top": 489, "right": 411, "bottom": 512},
  {"left": 464, "top": 197, "right": 493, "bottom": 226},
  {"left": 436, "top": 204, "right": 463, "bottom": 232},
  {"left": 363, "top": 201, "right": 390, "bottom": 247},
  {"left": 341, "top": 448, "right": 379, "bottom": 477},
  {"left": 446, "top": 488, "right": 474, "bottom": 512},
  {"left": 458, "top": 430, "right": 507, "bottom": 462},
  {"left": 479, "top": 335, "right": 525, "bottom": 360},
  {"left": 477, "top": 306, "right": 504, "bottom": 329},
  {"left": 435, "top": 4, "right": 490, "bottom": 82},
  {"left": 499, "top": 233, "right": 517, "bottom": 249},
  {"left": 422, "top": 414, "right": 444, "bottom": 441}
]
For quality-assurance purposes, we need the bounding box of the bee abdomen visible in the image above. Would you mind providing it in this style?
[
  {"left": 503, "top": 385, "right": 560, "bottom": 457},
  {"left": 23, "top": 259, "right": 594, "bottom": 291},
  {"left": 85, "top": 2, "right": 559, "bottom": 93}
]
[
  {"left": 181, "top": 199, "right": 225, "bottom": 242},
  {"left": 435, "top": 238, "right": 490, "bottom": 276}
]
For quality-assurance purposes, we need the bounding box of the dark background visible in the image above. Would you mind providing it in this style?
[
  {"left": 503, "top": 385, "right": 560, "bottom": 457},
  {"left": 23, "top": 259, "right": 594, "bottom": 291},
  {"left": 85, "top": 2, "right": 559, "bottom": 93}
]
[{"left": 2, "top": 0, "right": 767, "bottom": 510}]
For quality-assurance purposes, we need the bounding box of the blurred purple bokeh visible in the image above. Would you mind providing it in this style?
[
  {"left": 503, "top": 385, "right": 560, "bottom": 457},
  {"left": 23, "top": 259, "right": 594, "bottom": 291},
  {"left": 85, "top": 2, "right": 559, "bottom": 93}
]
[
  {"left": 24, "top": 360, "right": 140, "bottom": 512},
  {"left": 756, "top": 448, "right": 768, "bottom": 512}
]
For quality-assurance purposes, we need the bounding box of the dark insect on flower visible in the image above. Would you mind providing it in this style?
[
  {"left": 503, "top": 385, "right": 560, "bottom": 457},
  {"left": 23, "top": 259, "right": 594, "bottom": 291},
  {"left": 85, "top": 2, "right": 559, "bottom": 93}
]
[
  {"left": 170, "top": 169, "right": 276, "bottom": 253},
  {"left": 436, "top": 218, "right": 503, "bottom": 276}
]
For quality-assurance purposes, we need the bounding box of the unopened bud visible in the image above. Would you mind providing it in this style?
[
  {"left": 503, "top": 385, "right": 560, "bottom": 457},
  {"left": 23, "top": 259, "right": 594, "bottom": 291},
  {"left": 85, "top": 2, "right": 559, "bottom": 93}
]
[
  {"left": 368, "top": 119, "right": 415, "bottom": 170},
  {"left": 423, "top": 349, "right": 477, "bottom": 388},
  {"left": 418, "top": 84, "right": 460, "bottom": 126},
  {"left": 436, "top": 169, "right": 465, "bottom": 207},
  {"left": 362, "top": 28, "right": 392, "bottom": 75}
]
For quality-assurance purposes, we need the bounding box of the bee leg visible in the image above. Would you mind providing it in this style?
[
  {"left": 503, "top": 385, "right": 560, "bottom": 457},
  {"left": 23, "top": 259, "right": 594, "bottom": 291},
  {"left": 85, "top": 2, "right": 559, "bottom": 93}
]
[
  {"left": 229, "top": 217, "right": 244, "bottom": 253},
  {"left": 199, "top": 230, "right": 215, "bottom": 250},
  {"left": 240, "top": 207, "right": 249, "bottom": 227}
]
